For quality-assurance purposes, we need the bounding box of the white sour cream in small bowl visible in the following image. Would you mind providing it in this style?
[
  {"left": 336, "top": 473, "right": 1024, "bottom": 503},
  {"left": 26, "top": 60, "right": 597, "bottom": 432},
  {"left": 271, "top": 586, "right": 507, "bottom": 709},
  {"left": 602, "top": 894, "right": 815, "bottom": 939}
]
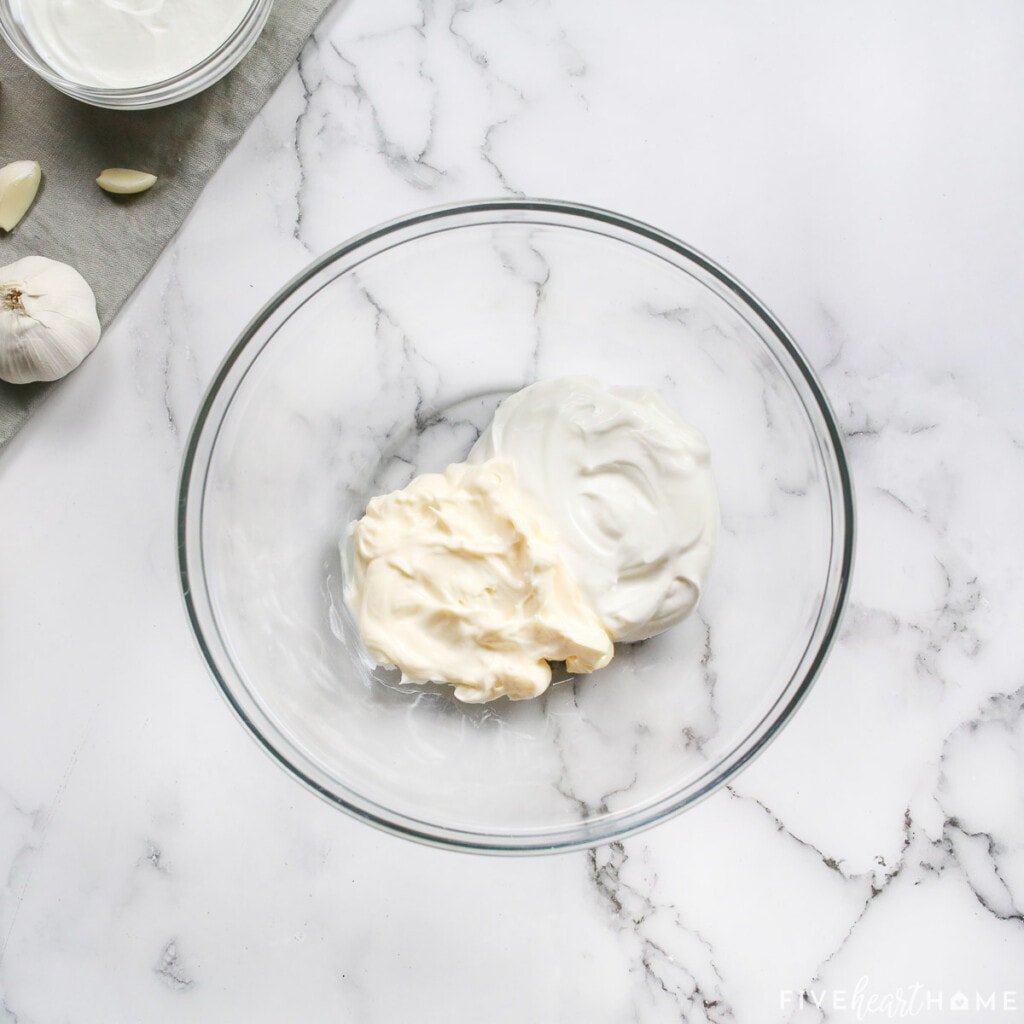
[{"left": 0, "top": 0, "right": 273, "bottom": 108}]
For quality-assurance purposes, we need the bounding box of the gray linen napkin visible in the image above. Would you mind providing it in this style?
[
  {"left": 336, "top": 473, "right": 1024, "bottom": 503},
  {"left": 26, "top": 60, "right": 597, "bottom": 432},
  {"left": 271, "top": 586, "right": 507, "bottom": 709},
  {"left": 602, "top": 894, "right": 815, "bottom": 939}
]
[{"left": 0, "top": 0, "right": 333, "bottom": 449}]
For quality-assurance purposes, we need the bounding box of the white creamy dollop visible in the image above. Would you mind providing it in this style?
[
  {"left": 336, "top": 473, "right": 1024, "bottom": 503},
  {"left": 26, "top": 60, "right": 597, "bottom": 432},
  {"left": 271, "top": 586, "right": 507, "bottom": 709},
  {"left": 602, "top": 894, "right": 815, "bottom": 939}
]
[
  {"left": 22, "top": 0, "right": 253, "bottom": 89},
  {"left": 344, "top": 459, "right": 613, "bottom": 703},
  {"left": 468, "top": 378, "right": 719, "bottom": 643}
]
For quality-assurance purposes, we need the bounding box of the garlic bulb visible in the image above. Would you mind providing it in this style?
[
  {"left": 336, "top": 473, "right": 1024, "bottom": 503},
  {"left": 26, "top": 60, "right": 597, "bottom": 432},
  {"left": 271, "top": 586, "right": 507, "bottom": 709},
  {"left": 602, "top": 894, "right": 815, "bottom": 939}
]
[
  {"left": 0, "top": 256, "right": 101, "bottom": 385},
  {"left": 0, "top": 160, "right": 42, "bottom": 231}
]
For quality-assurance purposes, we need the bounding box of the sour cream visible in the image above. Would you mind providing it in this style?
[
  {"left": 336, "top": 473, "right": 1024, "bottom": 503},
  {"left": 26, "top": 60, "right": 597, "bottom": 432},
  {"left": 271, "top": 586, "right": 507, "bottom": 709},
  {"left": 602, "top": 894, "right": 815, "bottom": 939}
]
[
  {"left": 468, "top": 378, "right": 719, "bottom": 643},
  {"left": 21, "top": 0, "right": 254, "bottom": 89}
]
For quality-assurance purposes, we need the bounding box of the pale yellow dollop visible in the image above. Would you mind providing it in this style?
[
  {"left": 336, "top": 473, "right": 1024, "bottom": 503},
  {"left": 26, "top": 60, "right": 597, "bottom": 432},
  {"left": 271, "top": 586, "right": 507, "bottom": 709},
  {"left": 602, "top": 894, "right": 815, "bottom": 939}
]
[{"left": 344, "top": 459, "right": 613, "bottom": 702}]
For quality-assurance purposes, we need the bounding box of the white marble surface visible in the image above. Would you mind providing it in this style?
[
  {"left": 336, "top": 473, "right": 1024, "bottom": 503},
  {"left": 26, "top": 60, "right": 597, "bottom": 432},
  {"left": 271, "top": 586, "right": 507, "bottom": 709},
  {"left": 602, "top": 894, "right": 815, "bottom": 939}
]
[{"left": 2, "top": 1, "right": 1023, "bottom": 1020}]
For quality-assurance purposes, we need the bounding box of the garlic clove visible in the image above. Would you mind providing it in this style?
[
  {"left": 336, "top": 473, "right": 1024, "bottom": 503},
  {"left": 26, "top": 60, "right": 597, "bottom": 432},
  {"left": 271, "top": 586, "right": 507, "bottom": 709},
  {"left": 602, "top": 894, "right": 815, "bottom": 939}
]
[
  {"left": 0, "top": 256, "right": 101, "bottom": 385},
  {"left": 0, "top": 160, "right": 42, "bottom": 232},
  {"left": 96, "top": 168, "right": 158, "bottom": 195}
]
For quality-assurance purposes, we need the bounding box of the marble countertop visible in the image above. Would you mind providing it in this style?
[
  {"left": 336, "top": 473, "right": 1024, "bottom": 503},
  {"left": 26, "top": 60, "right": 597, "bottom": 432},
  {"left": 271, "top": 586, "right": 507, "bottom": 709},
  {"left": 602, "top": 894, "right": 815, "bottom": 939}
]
[{"left": 2, "top": 1, "right": 1022, "bottom": 1020}]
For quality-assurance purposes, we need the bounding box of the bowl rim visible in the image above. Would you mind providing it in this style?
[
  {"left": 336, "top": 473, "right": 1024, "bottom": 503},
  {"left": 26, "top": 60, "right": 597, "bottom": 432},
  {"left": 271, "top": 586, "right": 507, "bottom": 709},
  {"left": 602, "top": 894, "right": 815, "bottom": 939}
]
[{"left": 177, "top": 197, "right": 856, "bottom": 855}]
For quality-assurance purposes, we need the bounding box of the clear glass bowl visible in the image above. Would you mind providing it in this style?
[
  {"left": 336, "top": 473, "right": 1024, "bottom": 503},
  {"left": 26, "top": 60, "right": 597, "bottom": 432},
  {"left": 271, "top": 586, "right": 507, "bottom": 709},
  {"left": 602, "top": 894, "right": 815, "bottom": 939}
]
[
  {"left": 0, "top": 0, "right": 272, "bottom": 109},
  {"left": 178, "top": 200, "right": 855, "bottom": 854}
]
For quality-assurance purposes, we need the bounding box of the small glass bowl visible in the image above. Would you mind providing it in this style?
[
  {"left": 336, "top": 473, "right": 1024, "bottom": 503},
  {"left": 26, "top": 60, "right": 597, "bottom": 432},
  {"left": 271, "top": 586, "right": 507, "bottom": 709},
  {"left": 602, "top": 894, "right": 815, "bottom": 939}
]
[
  {"left": 0, "top": 0, "right": 273, "bottom": 109},
  {"left": 178, "top": 200, "right": 855, "bottom": 854}
]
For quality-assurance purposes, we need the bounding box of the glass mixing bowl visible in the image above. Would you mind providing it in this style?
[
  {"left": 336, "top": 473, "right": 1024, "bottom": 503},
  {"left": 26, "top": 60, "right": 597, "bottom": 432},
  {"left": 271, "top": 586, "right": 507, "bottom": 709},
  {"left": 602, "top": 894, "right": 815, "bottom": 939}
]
[
  {"left": 0, "top": 0, "right": 272, "bottom": 109},
  {"left": 178, "top": 200, "right": 854, "bottom": 853}
]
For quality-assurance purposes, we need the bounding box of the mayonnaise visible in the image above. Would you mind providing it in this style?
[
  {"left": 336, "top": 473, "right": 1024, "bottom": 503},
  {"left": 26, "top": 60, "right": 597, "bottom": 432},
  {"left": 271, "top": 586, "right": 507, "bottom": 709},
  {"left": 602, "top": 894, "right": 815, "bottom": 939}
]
[
  {"left": 344, "top": 459, "right": 613, "bottom": 703},
  {"left": 21, "top": 0, "right": 253, "bottom": 89},
  {"left": 468, "top": 378, "right": 718, "bottom": 643}
]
